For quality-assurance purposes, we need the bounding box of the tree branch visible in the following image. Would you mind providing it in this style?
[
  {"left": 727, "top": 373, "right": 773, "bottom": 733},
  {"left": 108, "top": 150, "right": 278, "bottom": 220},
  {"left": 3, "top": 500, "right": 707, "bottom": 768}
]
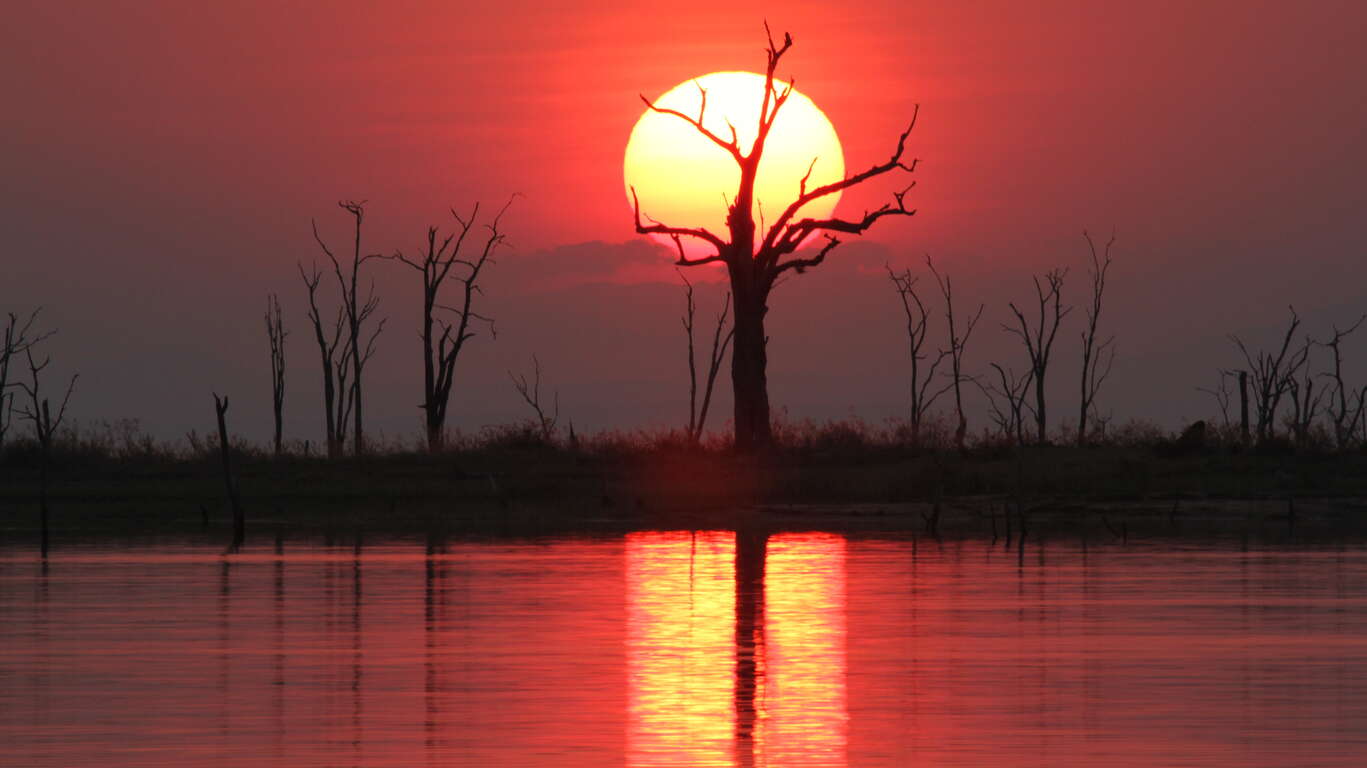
[
  {"left": 639, "top": 80, "right": 744, "bottom": 162},
  {"left": 632, "top": 187, "right": 727, "bottom": 264},
  {"left": 761, "top": 104, "right": 920, "bottom": 258}
]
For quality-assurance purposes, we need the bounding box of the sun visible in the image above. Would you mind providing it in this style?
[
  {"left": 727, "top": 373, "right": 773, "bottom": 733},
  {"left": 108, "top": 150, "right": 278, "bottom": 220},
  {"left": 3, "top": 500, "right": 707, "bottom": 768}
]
[{"left": 624, "top": 71, "right": 845, "bottom": 260}]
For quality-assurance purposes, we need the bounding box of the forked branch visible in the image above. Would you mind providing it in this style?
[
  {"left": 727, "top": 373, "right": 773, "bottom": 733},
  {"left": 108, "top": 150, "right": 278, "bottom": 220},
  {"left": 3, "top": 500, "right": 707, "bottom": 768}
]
[
  {"left": 509, "top": 355, "right": 559, "bottom": 442},
  {"left": 631, "top": 187, "right": 727, "bottom": 266},
  {"left": 762, "top": 105, "right": 920, "bottom": 261}
]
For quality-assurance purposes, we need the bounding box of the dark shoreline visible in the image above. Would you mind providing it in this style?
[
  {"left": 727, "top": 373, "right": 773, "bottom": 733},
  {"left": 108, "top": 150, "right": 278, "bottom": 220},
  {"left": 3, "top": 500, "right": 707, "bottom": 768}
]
[{"left": 4, "top": 445, "right": 1367, "bottom": 545}]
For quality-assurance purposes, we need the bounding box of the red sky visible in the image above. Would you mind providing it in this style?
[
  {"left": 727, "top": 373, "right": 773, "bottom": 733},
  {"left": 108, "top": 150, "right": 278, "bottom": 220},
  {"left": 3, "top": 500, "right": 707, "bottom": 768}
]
[{"left": 4, "top": 0, "right": 1366, "bottom": 442}]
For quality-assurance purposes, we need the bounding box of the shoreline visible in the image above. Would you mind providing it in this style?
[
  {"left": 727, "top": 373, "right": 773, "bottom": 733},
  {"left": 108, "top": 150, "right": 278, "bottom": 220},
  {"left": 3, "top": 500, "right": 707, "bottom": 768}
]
[{"left": 4, "top": 444, "right": 1367, "bottom": 545}]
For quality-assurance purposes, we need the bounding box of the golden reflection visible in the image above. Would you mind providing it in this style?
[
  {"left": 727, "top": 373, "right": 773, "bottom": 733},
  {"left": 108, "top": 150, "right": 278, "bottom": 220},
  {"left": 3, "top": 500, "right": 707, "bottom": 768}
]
[
  {"left": 627, "top": 531, "right": 848, "bottom": 768},
  {"left": 763, "top": 533, "right": 848, "bottom": 766},
  {"left": 628, "top": 531, "right": 737, "bottom": 766}
]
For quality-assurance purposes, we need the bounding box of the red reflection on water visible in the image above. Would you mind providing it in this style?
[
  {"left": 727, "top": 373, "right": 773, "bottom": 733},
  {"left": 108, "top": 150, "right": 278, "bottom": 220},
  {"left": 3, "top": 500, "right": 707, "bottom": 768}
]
[{"left": 626, "top": 531, "right": 848, "bottom": 767}]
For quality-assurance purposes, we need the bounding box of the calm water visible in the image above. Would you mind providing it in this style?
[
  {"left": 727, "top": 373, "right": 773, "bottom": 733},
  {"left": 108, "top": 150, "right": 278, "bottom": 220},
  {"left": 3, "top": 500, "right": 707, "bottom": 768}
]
[{"left": 3, "top": 533, "right": 1367, "bottom": 766}]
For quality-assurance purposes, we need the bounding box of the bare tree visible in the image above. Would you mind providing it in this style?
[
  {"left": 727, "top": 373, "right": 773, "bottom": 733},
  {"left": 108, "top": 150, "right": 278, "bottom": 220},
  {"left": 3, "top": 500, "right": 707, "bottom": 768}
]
[
  {"left": 298, "top": 263, "right": 349, "bottom": 458},
  {"left": 265, "top": 294, "right": 287, "bottom": 456},
  {"left": 509, "top": 356, "right": 559, "bottom": 442},
  {"left": 632, "top": 25, "right": 919, "bottom": 451},
  {"left": 679, "top": 271, "right": 734, "bottom": 443},
  {"left": 1322, "top": 315, "right": 1367, "bottom": 449},
  {"left": 1, "top": 309, "right": 53, "bottom": 452},
  {"left": 1197, "top": 369, "right": 1237, "bottom": 432},
  {"left": 1237, "top": 370, "right": 1251, "bottom": 445},
  {"left": 212, "top": 393, "right": 245, "bottom": 551},
  {"left": 1230, "top": 306, "right": 1303, "bottom": 443},
  {"left": 886, "top": 263, "right": 951, "bottom": 445},
  {"left": 313, "top": 201, "right": 385, "bottom": 456},
  {"left": 1006, "top": 268, "right": 1070, "bottom": 445},
  {"left": 389, "top": 199, "right": 513, "bottom": 453},
  {"left": 925, "top": 255, "right": 984, "bottom": 450},
  {"left": 976, "top": 362, "right": 1032, "bottom": 446},
  {"left": 1286, "top": 336, "right": 1324, "bottom": 447},
  {"left": 15, "top": 341, "right": 76, "bottom": 558},
  {"left": 1077, "top": 232, "right": 1116, "bottom": 445}
]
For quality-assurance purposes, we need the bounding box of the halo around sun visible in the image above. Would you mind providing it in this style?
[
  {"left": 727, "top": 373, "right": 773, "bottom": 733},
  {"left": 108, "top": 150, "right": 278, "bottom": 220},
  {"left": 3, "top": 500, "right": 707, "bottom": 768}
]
[{"left": 625, "top": 71, "right": 845, "bottom": 260}]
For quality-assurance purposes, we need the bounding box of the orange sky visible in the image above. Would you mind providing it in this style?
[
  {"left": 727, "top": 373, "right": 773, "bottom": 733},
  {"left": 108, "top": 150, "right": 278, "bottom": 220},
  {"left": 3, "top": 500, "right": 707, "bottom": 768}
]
[{"left": 4, "top": 0, "right": 1366, "bottom": 439}]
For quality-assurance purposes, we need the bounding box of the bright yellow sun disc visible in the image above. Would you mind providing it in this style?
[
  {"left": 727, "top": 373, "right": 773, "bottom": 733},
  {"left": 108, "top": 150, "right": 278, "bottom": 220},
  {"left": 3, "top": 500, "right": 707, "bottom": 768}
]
[{"left": 624, "top": 71, "right": 845, "bottom": 260}]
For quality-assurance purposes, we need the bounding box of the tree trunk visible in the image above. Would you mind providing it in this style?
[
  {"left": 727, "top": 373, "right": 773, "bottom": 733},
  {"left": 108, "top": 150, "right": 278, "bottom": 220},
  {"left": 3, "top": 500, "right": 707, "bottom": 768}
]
[
  {"left": 730, "top": 286, "right": 771, "bottom": 452},
  {"left": 38, "top": 432, "right": 49, "bottom": 559},
  {"left": 1238, "top": 371, "right": 1250, "bottom": 446},
  {"left": 426, "top": 422, "right": 442, "bottom": 454},
  {"left": 324, "top": 376, "right": 339, "bottom": 459},
  {"left": 214, "top": 394, "right": 245, "bottom": 550},
  {"left": 351, "top": 357, "right": 364, "bottom": 456},
  {"left": 1077, "top": 384, "right": 1088, "bottom": 447},
  {"left": 422, "top": 293, "right": 440, "bottom": 453},
  {"left": 1034, "top": 378, "right": 1047, "bottom": 445}
]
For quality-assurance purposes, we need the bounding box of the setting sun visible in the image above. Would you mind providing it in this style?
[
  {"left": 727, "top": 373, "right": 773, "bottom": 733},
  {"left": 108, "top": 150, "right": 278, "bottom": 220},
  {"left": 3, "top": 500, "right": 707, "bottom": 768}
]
[{"left": 624, "top": 71, "right": 845, "bottom": 259}]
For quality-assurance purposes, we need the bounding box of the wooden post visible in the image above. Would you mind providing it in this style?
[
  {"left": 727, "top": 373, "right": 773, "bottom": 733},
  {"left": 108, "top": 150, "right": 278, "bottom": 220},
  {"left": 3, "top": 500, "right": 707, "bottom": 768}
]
[{"left": 213, "top": 393, "right": 245, "bottom": 550}]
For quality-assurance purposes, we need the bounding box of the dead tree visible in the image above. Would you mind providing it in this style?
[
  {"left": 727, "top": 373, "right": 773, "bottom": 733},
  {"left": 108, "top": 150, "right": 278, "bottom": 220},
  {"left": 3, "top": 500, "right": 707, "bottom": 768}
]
[
  {"left": 298, "top": 264, "right": 350, "bottom": 458},
  {"left": 213, "top": 393, "right": 245, "bottom": 550},
  {"left": 925, "top": 255, "right": 984, "bottom": 449},
  {"left": 1322, "top": 315, "right": 1367, "bottom": 448},
  {"left": 679, "top": 271, "right": 734, "bottom": 443},
  {"left": 1230, "top": 306, "right": 1303, "bottom": 443},
  {"left": 976, "top": 362, "right": 1032, "bottom": 446},
  {"left": 1286, "top": 336, "right": 1324, "bottom": 447},
  {"left": 313, "top": 201, "right": 385, "bottom": 456},
  {"left": 632, "top": 25, "right": 919, "bottom": 451},
  {"left": 1077, "top": 232, "right": 1116, "bottom": 445},
  {"left": 1006, "top": 268, "right": 1070, "bottom": 445},
  {"left": 886, "top": 263, "right": 951, "bottom": 445},
  {"left": 1359, "top": 388, "right": 1367, "bottom": 446},
  {"left": 265, "top": 294, "right": 287, "bottom": 456},
  {"left": 389, "top": 199, "right": 513, "bottom": 453},
  {"left": 1, "top": 309, "right": 54, "bottom": 452},
  {"left": 15, "top": 344, "right": 76, "bottom": 558},
  {"left": 509, "top": 356, "right": 559, "bottom": 442},
  {"left": 1238, "top": 370, "right": 1250, "bottom": 445},
  {"left": 1197, "top": 369, "right": 1237, "bottom": 432}
]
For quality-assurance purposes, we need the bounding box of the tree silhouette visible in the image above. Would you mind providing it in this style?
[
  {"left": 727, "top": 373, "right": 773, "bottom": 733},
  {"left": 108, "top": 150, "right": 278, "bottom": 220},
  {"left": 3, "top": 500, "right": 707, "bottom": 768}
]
[
  {"left": 1323, "top": 315, "right": 1367, "bottom": 448},
  {"left": 679, "top": 271, "right": 734, "bottom": 444},
  {"left": 312, "top": 201, "right": 385, "bottom": 456},
  {"left": 1286, "top": 334, "right": 1323, "bottom": 447},
  {"left": 14, "top": 332, "right": 76, "bottom": 558},
  {"left": 632, "top": 25, "right": 919, "bottom": 451},
  {"left": 978, "top": 361, "right": 1031, "bottom": 446},
  {"left": 1006, "top": 268, "right": 1070, "bottom": 445},
  {"left": 925, "top": 255, "right": 983, "bottom": 450},
  {"left": 1230, "top": 306, "right": 1303, "bottom": 443},
  {"left": 212, "top": 393, "right": 244, "bottom": 551},
  {"left": 1, "top": 309, "right": 53, "bottom": 452},
  {"left": 389, "top": 199, "right": 512, "bottom": 453},
  {"left": 264, "top": 294, "right": 287, "bottom": 456},
  {"left": 297, "top": 262, "right": 349, "bottom": 458},
  {"left": 886, "top": 263, "right": 950, "bottom": 446},
  {"left": 1077, "top": 231, "right": 1116, "bottom": 445},
  {"left": 509, "top": 355, "right": 559, "bottom": 442}
]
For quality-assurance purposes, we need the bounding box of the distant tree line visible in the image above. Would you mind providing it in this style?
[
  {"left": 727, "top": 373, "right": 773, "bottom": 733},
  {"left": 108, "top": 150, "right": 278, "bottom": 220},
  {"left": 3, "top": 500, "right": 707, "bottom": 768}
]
[{"left": 5, "top": 223, "right": 1367, "bottom": 464}]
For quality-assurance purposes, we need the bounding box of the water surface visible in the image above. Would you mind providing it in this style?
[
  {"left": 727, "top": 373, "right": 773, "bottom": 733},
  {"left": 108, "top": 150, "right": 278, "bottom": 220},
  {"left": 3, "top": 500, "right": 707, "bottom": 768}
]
[{"left": 3, "top": 533, "right": 1366, "bottom": 766}]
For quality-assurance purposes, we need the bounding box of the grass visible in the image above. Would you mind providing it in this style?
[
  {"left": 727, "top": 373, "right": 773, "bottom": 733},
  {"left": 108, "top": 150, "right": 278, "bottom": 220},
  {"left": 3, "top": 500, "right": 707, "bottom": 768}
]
[{"left": 2, "top": 414, "right": 1366, "bottom": 539}]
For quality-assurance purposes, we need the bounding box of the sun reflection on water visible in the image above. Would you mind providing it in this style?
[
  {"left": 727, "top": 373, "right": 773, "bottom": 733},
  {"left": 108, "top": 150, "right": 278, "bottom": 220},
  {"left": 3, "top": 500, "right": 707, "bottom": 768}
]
[{"left": 626, "top": 531, "right": 848, "bottom": 767}]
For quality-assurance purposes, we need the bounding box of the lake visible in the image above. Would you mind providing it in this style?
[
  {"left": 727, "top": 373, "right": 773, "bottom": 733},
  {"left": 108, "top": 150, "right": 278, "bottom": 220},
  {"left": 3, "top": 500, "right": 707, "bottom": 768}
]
[{"left": 3, "top": 532, "right": 1366, "bottom": 766}]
